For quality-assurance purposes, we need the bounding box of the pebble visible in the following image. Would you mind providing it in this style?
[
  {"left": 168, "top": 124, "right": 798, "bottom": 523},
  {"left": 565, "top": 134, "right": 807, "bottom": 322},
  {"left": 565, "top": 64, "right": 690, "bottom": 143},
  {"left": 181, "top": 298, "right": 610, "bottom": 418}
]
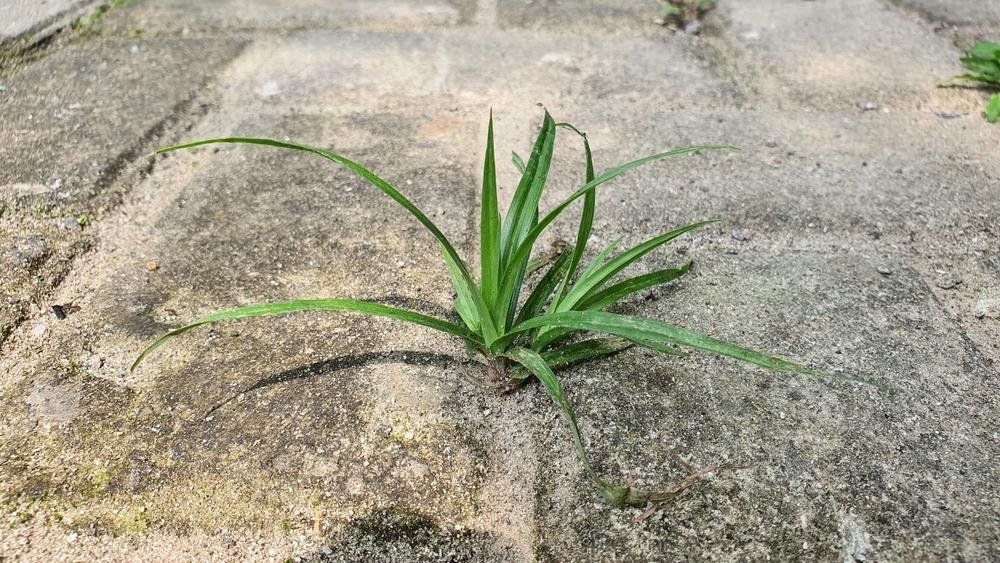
[
  {"left": 482, "top": 408, "right": 492, "bottom": 416},
  {"left": 857, "top": 100, "right": 877, "bottom": 111},
  {"left": 146, "top": 260, "right": 159, "bottom": 271},
  {"left": 56, "top": 217, "right": 82, "bottom": 231},
  {"left": 12, "top": 236, "right": 47, "bottom": 266},
  {"left": 973, "top": 288, "right": 999, "bottom": 319},
  {"left": 876, "top": 265, "right": 893, "bottom": 275},
  {"left": 684, "top": 20, "right": 701, "bottom": 34},
  {"left": 731, "top": 229, "right": 752, "bottom": 242},
  {"left": 935, "top": 278, "right": 960, "bottom": 290},
  {"left": 765, "top": 139, "right": 778, "bottom": 148},
  {"left": 87, "top": 355, "right": 104, "bottom": 370}
]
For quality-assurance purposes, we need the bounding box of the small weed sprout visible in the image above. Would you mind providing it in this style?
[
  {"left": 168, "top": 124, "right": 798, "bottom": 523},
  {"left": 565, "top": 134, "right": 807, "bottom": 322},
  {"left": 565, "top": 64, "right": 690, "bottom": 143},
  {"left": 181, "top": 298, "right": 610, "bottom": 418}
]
[
  {"left": 132, "top": 110, "right": 882, "bottom": 507},
  {"left": 940, "top": 41, "right": 1000, "bottom": 123},
  {"left": 657, "top": 0, "right": 715, "bottom": 33}
]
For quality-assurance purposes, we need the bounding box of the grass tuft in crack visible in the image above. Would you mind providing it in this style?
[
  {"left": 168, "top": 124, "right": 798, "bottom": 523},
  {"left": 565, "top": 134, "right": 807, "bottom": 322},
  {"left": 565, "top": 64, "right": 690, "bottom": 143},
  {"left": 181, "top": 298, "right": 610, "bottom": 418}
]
[
  {"left": 940, "top": 40, "right": 1000, "bottom": 123},
  {"left": 132, "top": 109, "right": 885, "bottom": 507}
]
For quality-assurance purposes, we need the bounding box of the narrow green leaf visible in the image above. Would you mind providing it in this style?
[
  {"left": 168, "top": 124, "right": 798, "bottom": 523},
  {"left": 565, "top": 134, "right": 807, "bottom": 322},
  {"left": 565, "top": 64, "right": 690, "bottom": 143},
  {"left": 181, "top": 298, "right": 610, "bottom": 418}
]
[
  {"left": 154, "top": 137, "right": 500, "bottom": 345},
  {"left": 558, "top": 221, "right": 713, "bottom": 311},
  {"left": 578, "top": 262, "right": 692, "bottom": 311},
  {"left": 498, "top": 112, "right": 557, "bottom": 329},
  {"left": 506, "top": 310, "right": 887, "bottom": 390},
  {"left": 512, "top": 151, "right": 526, "bottom": 174},
  {"left": 959, "top": 57, "right": 1000, "bottom": 81},
  {"left": 943, "top": 73, "right": 995, "bottom": 85},
  {"left": 623, "top": 336, "right": 688, "bottom": 357},
  {"left": 500, "top": 113, "right": 556, "bottom": 267},
  {"left": 553, "top": 122, "right": 597, "bottom": 308},
  {"left": 986, "top": 93, "right": 1000, "bottom": 123},
  {"left": 515, "top": 251, "right": 571, "bottom": 327},
  {"left": 506, "top": 345, "right": 669, "bottom": 507},
  {"left": 969, "top": 41, "right": 1000, "bottom": 61},
  {"left": 504, "top": 347, "right": 602, "bottom": 484},
  {"left": 533, "top": 238, "right": 621, "bottom": 350},
  {"left": 495, "top": 145, "right": 735, "bottom": 329},
  {"left": 540, "top": 337, "right": 633, "bottom": 370},
  {"left": 441, "top": 243, "right": 480, "bottom": 331},
  {"left": 573, "top": 238, "right": 623, "bottom": 286},
  {"left": 480, "top": 112, "right": 501, "bottom": 306},
  {"left": 132, "top": 299, "right": 480, "bottom": 371}
]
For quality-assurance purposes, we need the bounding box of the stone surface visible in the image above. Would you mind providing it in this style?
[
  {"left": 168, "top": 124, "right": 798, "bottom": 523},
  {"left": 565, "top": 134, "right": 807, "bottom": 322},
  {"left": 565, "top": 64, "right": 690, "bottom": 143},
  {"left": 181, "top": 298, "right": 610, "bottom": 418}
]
[
  {"left": 498, "top": 0, "right": 658, "bottom": 34},
  {"left": 97, "top": 0, "right": 477, "bottom": 33},
  {"left": 892, "top": 0, "right": 1000, "bottom": 25},
  {"left": 1, "top": 0, "right": 998, "bottom": 560},
  {"left": 0, "top": 36, "right": 245, "bottom": 348},
  {"left": 531, "top": 250, "right": 999, "bottom": 560},
  {"left": 721, "top": 0, "right": 977, "bottom": 112},
  {"left": 0, "top": 0, "right": 89, "bottom": 44}
]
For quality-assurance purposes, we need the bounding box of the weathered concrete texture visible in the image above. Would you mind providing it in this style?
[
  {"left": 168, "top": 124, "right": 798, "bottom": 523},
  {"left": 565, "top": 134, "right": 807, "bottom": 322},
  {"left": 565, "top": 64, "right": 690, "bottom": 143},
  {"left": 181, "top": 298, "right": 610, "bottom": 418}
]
[
  {"left": 498, "top": 0, "right": 658, "bottom": 35},
  {"left": 96, "top": 0, "right": 478, "bottom": 34},
  {"left": 0, "top": 36, "right": 245, "bottom": 347},
  {"left": 0, "top": 0, "right": 91, "bottom": 44},
  {"left": 1, "top": 0, "right": 999, "bottom": 560},
  {"left": 530, "top": 249, "right": 999, "bottom": 560},
  {"left": 204, "top": 29, "right": 740, "bottom": 113},
  {"left": 892, "top": 0, "right": 1000, "bottom": 26},
  {"left": 526, "top": 98, "right": 999, "bottom": 366},
  {"left": 721, "top": 0, "right": 980, "bottom": 112},
  {"left": 0, "top": 104, "right": 506, "bottom": 558}
]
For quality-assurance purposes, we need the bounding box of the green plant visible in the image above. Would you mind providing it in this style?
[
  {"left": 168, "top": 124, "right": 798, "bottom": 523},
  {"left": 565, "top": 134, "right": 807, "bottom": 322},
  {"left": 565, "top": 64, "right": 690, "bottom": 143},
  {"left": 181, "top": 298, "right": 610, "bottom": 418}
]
[
  {"left": 657, "top": 0, "right": 715, "bottom": 31},
  {"left": 941, "top": 41, "right": 1000, "bottom": 123},
  {"left": 132, "top": 109, "right": 881, "bottom": 507},
  {"left": 70, "top": 0, "right": 133, "bottom": 31}
]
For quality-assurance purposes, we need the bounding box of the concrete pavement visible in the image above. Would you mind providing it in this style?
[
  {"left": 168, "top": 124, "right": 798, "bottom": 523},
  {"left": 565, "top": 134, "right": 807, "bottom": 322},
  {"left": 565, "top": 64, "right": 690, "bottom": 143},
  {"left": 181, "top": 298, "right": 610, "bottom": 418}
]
[{"left": 1, "top": 0, "right": 997, "bottom": 560}]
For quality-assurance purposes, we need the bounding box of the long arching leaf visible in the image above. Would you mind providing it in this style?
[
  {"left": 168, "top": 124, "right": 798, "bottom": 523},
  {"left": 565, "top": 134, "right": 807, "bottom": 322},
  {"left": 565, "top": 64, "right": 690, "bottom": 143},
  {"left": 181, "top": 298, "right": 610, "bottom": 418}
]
[
  {"left": 505, "top": 346, "right": 686, "bottom": 507},
  {"left": 154, "top": 137, "right": 500, "bottom": 344},
  {"left": 505, "top": 310, "right": 887, "bottom": 389},
  {"left": 131, "top": 299, "right": 480, "bottom": 371},
  {"left": 577, "top": 262, "right": 692, "bottom": 311},
  {"left": 503, "top": 347, "right": 602, "bottom": 485},
  {"left": 498, "top": 113, "right": 556, "bottom": 327},
  {"left": 552, "top": 122, "right": 596, "bottom": 307},
  {"left": 556, "top": 221, "right": 714, "bottom": 311},
  {"left": 494, "top": 145, "right": 735, "bottom": 330}
]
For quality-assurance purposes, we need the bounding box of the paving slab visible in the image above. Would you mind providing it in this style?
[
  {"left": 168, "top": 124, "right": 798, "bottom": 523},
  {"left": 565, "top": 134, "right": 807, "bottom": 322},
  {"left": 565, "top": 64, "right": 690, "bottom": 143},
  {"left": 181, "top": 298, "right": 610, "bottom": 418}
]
[
  {"left": 0, "top": 106, "right": 501, "bottom": 558},
  {"left": 1, "top": 0, "right": 998, "bottom": 560},
  {"left": 95, "top": 0, "right": 478, "bottom": 34},
  {"left": 720, "top": 0, "right": 980, "bottom": 112},
  {"left": 529, "top": 248, "right": 999, "bottom": 560},
  {"left": 0, "top": 0, "right": 91, "bottom": 44},
  {"left": 531, "top": 108, "right": 1000, "bottom": 237},
  {"left": 498, "top": 0, "right": 659, "bottom": 35},
  {"left": 892, "top": 0, "right": 1000, "bottom": 26},
  {"left": 0, "top": 36, "right": 245, "bottom": 348}
]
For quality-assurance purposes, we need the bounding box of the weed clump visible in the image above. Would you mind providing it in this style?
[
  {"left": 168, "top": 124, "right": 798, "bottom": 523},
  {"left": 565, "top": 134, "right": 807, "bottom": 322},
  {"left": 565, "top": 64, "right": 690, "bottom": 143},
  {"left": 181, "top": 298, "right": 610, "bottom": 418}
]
[
  {"left": 656, "top": 0, "right": 715, "bottom": 34},
  {"left": 940, "top": 41, "right": 1000, "bottom": 123},
  {"left": 132, "top": 109, "right": 881, "bottom": 507}
]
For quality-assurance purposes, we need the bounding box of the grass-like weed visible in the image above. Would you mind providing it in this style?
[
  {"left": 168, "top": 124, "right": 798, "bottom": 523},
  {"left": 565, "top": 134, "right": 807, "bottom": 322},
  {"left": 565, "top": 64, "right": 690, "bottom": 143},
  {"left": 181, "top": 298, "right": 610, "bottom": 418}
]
[
  {"left": 941, "top": 41, "right": 1000, "bottom": 123},
  {"left": 132, "top": 109, "right": 881, "bottom": 507}
]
